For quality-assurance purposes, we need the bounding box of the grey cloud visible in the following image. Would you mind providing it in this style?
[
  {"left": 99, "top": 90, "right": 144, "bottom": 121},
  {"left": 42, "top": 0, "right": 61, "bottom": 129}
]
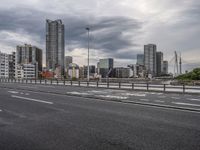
[{"left": 0, "top": 7, "right": 142, "bottom": 59}]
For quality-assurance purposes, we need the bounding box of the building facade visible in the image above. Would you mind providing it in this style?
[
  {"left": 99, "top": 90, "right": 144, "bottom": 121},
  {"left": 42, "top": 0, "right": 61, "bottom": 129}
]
[
  {"left": 83, "top": 65, "right": 96, "bottom": 78},
  {"left": 16, "top": 44, "right": 42, "bottom": 73},
  {"left": 0, "top": 51, "right": 9, "bottom": 78},
  {"left": 68, "top": 63, "right": 79, "bottom": 79},
  {"left": 8, "top": 52, "right": 16, "bottom": 79},
  {"left": 113, "top": 67, "right": 130, "bottom": 78},
  {"left": 65, "top": 56, "right": 72, "bottom": 70},
  {"left": 46, "top": 19, "right": 65, "bottom": 76},
  {"left": 137, "top": 54, "right": 144, "bottom": 66},
  {"left": 99, "top": 58, "right": 114, "bottom": 78},
  {"left": 156, "top": 52, "right": 163, "bottom": 77},
  {"left": 144, "top": 44, "right": 157, "bottom": 77},
  {"left": 163, "top": 61, "right": 168, "bottom": 75}
]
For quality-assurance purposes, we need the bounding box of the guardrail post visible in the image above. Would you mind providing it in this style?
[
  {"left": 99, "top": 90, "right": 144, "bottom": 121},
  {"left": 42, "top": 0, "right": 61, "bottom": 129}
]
[
  {"left": 132, "top": 83, "right": 134, "bottom": 90},
  {"left": 64, "top": 80, "right": 65, "bottom": 85},
  {"left": 183, "top": 84, "right": 185, "bottom": 93},
  {"left": 45, "top": 79, "right": 47, "bottom": 85},
  {"left": 51, "top": 79, "right": 52, "bottom": 85},
  {"left": 57, "top": 79, "right": 58, "bottom": 85},
  {"left": 97, "top": 81, "right": 99, "bottom": 87},
  {"left": 87, "top": 81, "right": 89, "bottom": 87},
  {"left": 78, "top": 81, "right": 80, "bottom": 86},
  {"left": 164, "top": 84, "right": 166, "bottom": 92},
  {"left": 107, "top": 81, "right": 109, "bottom": 88},
  {"left": 40, "top": 79, "right": 41, "bottom": 84},
  {"left": 147, "top": 83, "right": 149, "bottom": 91},
  {"left": 119, "top": 82, "right": 121, "bottom": 88}
]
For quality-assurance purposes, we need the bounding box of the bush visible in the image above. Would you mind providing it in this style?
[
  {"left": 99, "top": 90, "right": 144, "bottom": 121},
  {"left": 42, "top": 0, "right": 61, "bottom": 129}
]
[{"left": 176, "top": 68, "right": 200, "bottom": 80}]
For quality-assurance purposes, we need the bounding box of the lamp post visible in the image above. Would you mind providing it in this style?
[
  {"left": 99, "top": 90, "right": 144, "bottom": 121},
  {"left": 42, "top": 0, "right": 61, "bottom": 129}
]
[{"left": 86, "top": 27, "right": 90, "bottom": 82}]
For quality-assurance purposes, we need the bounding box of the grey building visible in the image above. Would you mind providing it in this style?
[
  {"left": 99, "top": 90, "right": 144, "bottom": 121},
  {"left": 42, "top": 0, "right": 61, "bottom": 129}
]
[
  {"left": 0, "top": 51, "right": 9, "bottom": 78},
  {"left": 144, "top": 44, "right": 157, "bottom": 77},
  {"left": 65, "top": 56, "right": 72, "bottom": 70},
  {"left": 156, "top": 52, "right": 163, "bottom": 77},
  {"left": 16, "top": 44, "right": 43, "bottom": 73},
  {"left": 83, "top": 65, "right": 96, "bottom": 78},
  {"left": 114, "top": 67, "right": 130, "bottom": 78},
  {"left": 163, "top": 61, "right": 168, "bottom": 75},
  {"left": 8, "top": 52, "right": 16, "bottom": 79},
  {"left": 99, "top": 58, "right": 114, "bottom": 78},
  {"left": 46, "top": 19, "right": 65, "bottom": 76},
  {"left": 137, "top": 54, "right": 144, "bottom": 65}
]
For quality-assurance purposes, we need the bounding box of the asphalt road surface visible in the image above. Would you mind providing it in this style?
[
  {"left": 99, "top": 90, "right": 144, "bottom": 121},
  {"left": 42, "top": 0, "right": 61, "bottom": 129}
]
[{"left": 0, "top": 83, "right": 200, "bottom": 150}]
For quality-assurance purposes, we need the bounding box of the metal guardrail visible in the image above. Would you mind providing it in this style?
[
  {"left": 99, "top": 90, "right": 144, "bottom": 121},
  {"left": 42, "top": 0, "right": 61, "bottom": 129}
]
[{"left": 0, "top": 78, "right": 200, "bottom": 94}]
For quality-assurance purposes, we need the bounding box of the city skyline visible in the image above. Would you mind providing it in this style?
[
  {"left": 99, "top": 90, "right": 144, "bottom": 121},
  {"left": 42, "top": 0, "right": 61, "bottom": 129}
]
[{"left": 0, "top": 0, "right": 199, "bottom": 72}]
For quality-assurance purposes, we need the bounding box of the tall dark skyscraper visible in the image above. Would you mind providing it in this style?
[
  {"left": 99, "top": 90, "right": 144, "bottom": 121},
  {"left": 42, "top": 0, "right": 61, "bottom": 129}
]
[
  {"left": 46, "top": 19, "right": 65, "bottom": 76},
  {"left": 144, "top": 44, "right": 157, "bottom": 77},
  {"left": 156, "top": 52, "right": 163, "bottom": 77}
]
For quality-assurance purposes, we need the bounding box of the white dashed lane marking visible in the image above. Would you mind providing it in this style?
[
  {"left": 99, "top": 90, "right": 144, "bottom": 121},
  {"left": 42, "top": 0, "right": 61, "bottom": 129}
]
[
  {"left": 139, "top": 99, "right": 149, "bottom": 102},
  {"left": 8, "top": 91, "right": 19, "bottom": 94},
  {"left": 0, "top": 109, "right": 2, "bottom": 112},
  {"left": 171, "top": 97, "right": 180, "bottom": 100},
  {"left": 155, "top": 100, "right": 165, "bottom": 103},
  {"left": 187, "top": 98, "right": 200, "bottom": 102},
  {"left": 172, "top": 102, "right": 200, "bottom": 107},
  {"left": 11, "top": 95, "right": 53, "bottom": 105}
]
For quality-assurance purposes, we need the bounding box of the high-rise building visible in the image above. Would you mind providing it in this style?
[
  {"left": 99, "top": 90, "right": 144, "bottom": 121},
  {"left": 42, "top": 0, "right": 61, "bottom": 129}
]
[
  {"left": 163, "top": 61, "right": 168, "bottom": 75},
  {"left": 137, "top": 54, "right": 144, "bottom": 65},
  {"left": 46, "top": 19, "right": 65, "bottom": 76},
  {"left": 99, "top": 58, "right": 114, "bottom": 78},
  {"left": 144, "top": 44, "right": 157, "bottom": 77},
  {"left": 15, "top": 44, "right": 43, "bottom": 78},
  {"left": 0, "top": 51, "right": 9, "bottom": 78},
  {"left": 8, "top": 52, "right": 15, "bottom": 79},
  {"left": 156, "top": 52, "right": 163, "bottom": 77}
]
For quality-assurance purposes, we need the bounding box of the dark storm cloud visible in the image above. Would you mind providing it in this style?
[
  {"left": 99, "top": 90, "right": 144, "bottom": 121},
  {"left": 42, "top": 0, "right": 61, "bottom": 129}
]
[{"left": 0, "top": 7, "right": 142, "bottom": 59}]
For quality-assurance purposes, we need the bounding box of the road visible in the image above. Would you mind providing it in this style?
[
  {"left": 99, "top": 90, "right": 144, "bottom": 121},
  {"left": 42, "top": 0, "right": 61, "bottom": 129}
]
[{"left": 0, "top": 83, "right": 200, "bottom": 150}]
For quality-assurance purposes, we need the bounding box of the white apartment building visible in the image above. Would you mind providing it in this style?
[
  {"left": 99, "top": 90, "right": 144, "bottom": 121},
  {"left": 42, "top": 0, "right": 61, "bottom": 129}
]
[
  {"left": 15, "top": 64, "right": 37, "bottom": 79},
  {"left": 0, "top": 51, "right": 9, "bottom": 78},
  {"left": 23, "top": 64, "right": 37, "bottom": 79}
]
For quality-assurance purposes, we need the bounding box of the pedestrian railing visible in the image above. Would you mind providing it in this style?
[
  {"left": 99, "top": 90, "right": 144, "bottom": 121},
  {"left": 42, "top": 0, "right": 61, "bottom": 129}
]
[{"left": 0, "top": 78, "right": 200, "bottom": 94}]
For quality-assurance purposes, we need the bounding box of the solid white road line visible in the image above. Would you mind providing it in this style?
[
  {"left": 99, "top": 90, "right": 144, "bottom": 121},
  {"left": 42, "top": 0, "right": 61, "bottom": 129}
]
[
  {"left": 0, "top": 109, "right": 2, "bottom": 112},
  {"left": 11, "top": 95, "right": 53, "bottom": 105},
  {"left": 172, "top": 102, "right": 200, "bottom": 107}
]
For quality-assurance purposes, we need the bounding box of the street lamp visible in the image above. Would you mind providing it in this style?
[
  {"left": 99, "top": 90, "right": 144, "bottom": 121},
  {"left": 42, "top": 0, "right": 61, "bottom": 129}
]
[{"left": 86, "top": 27, "right": 90, "bottom": 82}]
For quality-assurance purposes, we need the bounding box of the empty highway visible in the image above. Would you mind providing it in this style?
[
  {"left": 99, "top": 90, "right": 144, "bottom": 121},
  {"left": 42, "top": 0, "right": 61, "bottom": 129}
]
[{"left": 0, "top": 83, "right": 200, "bottom": 150}]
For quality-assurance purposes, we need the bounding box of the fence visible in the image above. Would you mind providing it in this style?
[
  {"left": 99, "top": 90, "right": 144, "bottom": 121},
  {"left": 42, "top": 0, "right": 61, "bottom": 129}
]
[{"left": 0, "top": 78, "right": 200, "bottom": 94}]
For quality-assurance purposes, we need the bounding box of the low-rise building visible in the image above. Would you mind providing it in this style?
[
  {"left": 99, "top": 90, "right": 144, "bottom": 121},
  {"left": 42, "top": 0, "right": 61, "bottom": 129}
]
[
  {"left": 113, "top": 67, "right": 130, "bottom": 78},
  {"left": 68, "top": 63, "right": 79, "bottom": 79}
]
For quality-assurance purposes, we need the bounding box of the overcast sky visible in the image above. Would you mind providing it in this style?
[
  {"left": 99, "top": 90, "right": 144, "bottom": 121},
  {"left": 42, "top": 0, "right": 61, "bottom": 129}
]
[{"left": 0, "top": 0, "right": 200, "bottom": 72}]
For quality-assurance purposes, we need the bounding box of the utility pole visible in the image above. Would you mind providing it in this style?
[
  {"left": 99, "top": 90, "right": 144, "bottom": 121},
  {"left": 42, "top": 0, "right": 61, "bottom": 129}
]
[{"left": 86, "top": 27, "right": 90, "bottom": 82}]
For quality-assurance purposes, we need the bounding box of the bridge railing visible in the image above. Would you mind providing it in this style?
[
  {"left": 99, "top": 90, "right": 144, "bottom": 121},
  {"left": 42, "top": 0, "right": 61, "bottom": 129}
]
[{"left": 0, "top": 78, "right": 200, "bottom": 94}]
